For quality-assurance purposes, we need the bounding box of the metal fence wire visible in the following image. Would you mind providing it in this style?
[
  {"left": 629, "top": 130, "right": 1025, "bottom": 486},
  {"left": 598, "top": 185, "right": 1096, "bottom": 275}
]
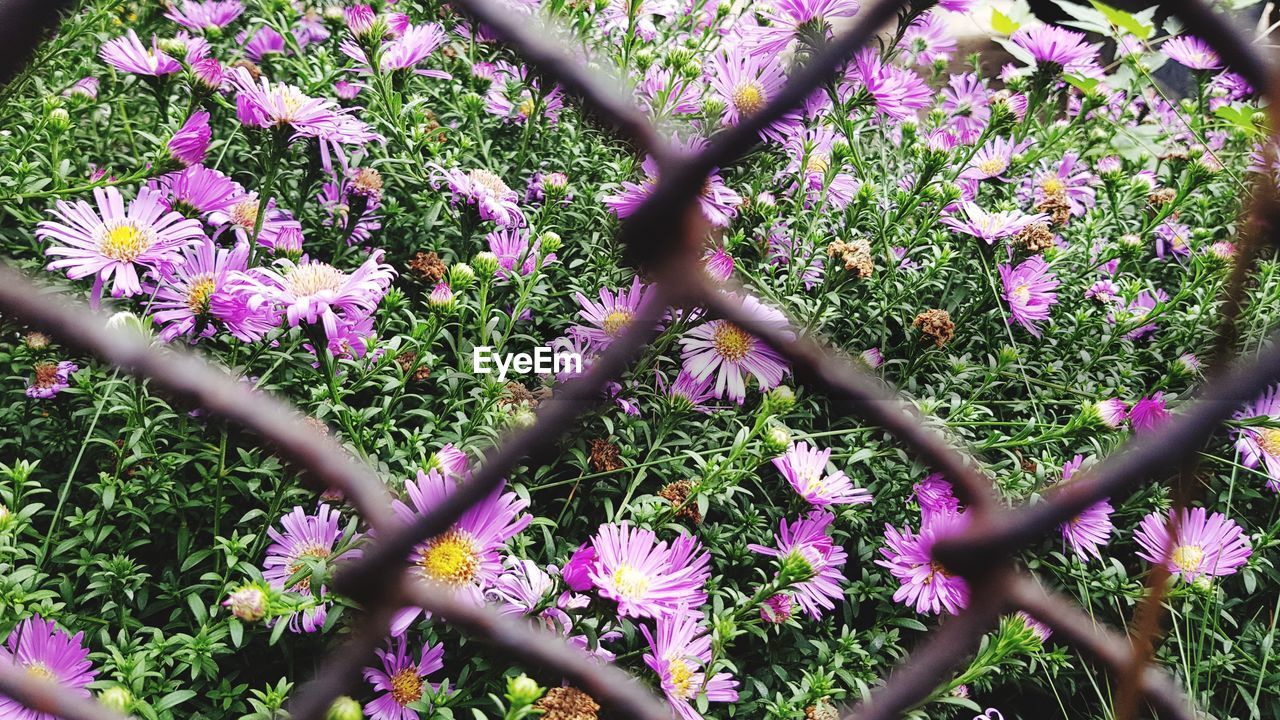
[{"left": 1, "top": 0, "right": 1278, "bottom": 718}]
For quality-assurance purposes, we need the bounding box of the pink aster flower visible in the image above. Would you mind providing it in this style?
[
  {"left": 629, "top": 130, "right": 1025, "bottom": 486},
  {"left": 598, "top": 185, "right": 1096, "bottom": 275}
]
[
  {"left": 1234, "top": 384, "right": 1280, "bottom": 491},
  {"left": 99, "top": 30, "right": 182, "bottom": 76},
  {"left": 914, "top": 474, "right": 959, "bottom": 524},
  {"left": 1086, "top": 279, "right": 1120, "bottom": 305},
  {"left": 773, "top": 441, "right": 872, "bottom": 507},
  {"left": 63, "top": 76, "right": 99, "bottom": 100},
  {"left": 768, "top": 225, "right": 824, "bottom": 289},
  {"left": 878, "top": 512, "right": 970, "bottom": 615},
  {"left": 433, "top": 165, "right": 525, "bottom": 227},
  {"left": 642, "top": 612, "right": 740, "bottom": 720},
  {"left": 0, "top": 616, "right": 96, "bottom": 719},
  {"left": 940, "top": 202, "right": 1048, "bottom": 244},
  {"left": 1010, "top": 24, "right": 1102, "bottom": 76},
  {"left": 940, "top": 73, "right": 990, "bottom": 144},
  {"left": 1129, "top": 393, "right": 1170, "bottom": 434},
  {"left": 231, "top": 68, "right": 371, "bottom": 145},
  {"left": 1109, "top": 288, "right": 1168, "bottom": 341},
  {"left": 488, "top": 228, "right": 552, "bottom": 279},
  {"left": 150, "top": 237, "right": 277, "bottom": 343},
  {"left": 25, "top": 361, "right": 78, "bottom": 399},
  {"left": 340, "top": 22, "right": 450, "bottom": 76},
  {"left": 588, "top": 523, "right": 711, "bottom": 619},
  {"left": 1162, "top": 35, "right": 1221, "bottom": 70},
  {"left": 679, "top": 293, "right": 792, "bottom": 404},
  {"left": 151, "top": 165, "right": 244, "bottom": 219},
  {"left": 658, "top": 369, "right": 718, "bottom": 413},
  {"left": 571, "top": 277, "right": 652, "bottom": 351},
  {"left": 705, "top": 45, "right": 799, "bottom": 143},
  {"left": 1021, "top": 152, "right": 1097, "bottom": 216},
  {"left": 1056, "top": 455, "right": 1113, "bottom": 562},
  {"left": 207, "top": 195, "right": 302, "bottom": 250},
  {"left": 561, "top": 542, "right": 598, "bottom": 592},
  {"left": 749, "top": 510, "right": 848, "bottom": 619},
  {"left": 782, "top": 125, "right": 860, "bottom": 209},
  {"left": 604, "top": 145, "right": 741, "bottom": 228},
  {"left": 165, "top": 0, "right": 244, "bottom": 32},
  {"left": 703, "top": 247, "right": 734, "bottom": 282},
  {"left": 760, "top": 593, "right": 794, "bottom": 624},
  {"left": 1155, "top": 221, "right": 1192, "bottom": 260},
  {"left": 262, "top": 504, "right": 358, "bottom": 633},
  {"left": 1014, "top": 611, "right": 1052, "bottom": 642},
  {"left": 239, "top": 26, "right": 286, "bottom": 62},
  {"left": 741, "top": 0, "right": 861, "bottom": 57},
  {"left": 1135, "top": 507, "right": 1251, "bottom": 582},
  {"left": 899, "top": 12, "right": 956, "bottom": 67},
  {"left": 1095, "top": 397, "right": 1128, "bottom": 428},
  {"left": 844, "top": 48, "right": 931, "bottom": 120},
  {"left": 964, "top": 136, "right": 1027, "bottom": 182},
  {"left": 389, "top": 470, "right": 531, "bottom": 635},
  {"left": 600, "top": 0, "right": 676, "bottom": 41},
  {"left": 248, "top": 251, "right": 395, "bottom": 342},
  {"left": 168, "top": 111, "right": 211, "bottom": 167},
  {"left": 362, "top": 637, "right": 445, "bottom": 720},
  {"left": 638, "top": 67, "right": 702, "bottom": 117},
  {"left": 1000, "top": 256, "right": 1060, "bottom": 337},
  {"left": 483, "top": 63, "right": 565, "bottom": 124},
  {"left": 39, "top": 186, "right": 206, "bottom": 304}
]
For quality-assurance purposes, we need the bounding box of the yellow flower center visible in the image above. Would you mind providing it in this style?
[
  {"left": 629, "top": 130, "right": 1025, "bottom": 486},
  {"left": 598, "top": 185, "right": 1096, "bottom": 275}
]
[
  {"left": 417, "top": 529, "right": 480, "bottom": 586},
  {"left": 186, "top": 275, "right": 216, "bottom": 315},
  {"left": 1040, "top": 177, "right": 1065, "bottom": 195},
  {"left": 517, "top": 97, "right": 536, "bottom": 117},
  {"left": 1171, "top": 544, "right": 1204, "bottom": 574},
  {"left": 602, "top": 309, "right": 633, "bottom": 337},
  {"left": 98, "top": 220, "right": 154, "bottom": 262},
  {"left": 806, "top": 154, "right": 830, "bottom": 175},
  {"left": 977, "top": 158, "right": 1008, "bottom": 176},
  {"left": 1256, "top": 427, "right": 1280, "bottom": 457},
  {"left": 711, "top": 323, "right": 752, "bottom": 362},
  {"left": 25, "top": 662, "right": 55, "bottom": 682},
  {"left": 276, "top": 86, "right": 308, "bottom": 124},
  {"left": 731, "top": 81, "right": 766, "bottom": 116},
  {"left": 468, "top": 169, "right": 511, "bottom": 197},
  {"left": 611, "top": 563, "right": 650, "bottom": 599},
  {"left": 284, "top": 262, "right": 346, "bottom": 298},
  {"left": 287, "top": 544, "right": 332, "bottom": 593},
  {"left": 1012, "top": 284, "right": 1031, "bottom": 304},
  {"left": 667, "top": 658, "right": 694, "bottom": 699},
  {"left": 390, "top": 665, "right": 424, "bottom": 706},
  {"left": 229, "top": 199, "right": 259, "bottom": 229}
]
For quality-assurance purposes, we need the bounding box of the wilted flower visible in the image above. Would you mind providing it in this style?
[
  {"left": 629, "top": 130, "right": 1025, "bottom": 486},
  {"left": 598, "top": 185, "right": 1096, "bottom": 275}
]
[{"left": 26, "top": 361, "right": 78, "bottom": 399}]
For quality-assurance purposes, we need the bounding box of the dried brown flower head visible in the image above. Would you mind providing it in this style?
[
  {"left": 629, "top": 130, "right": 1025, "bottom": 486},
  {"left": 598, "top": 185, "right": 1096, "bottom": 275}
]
[
  {"left": 1148, "top": 187, "right": 1177, "bottom": 208},
  {"left": 827, "top": 238, "right": 874, "bottom": 278},
  {"left": 658, "top": 479, "right": 702, "bottom": 524},
  {"left": 499, "top": 381, "right": 550, "bottom": 410},
  {"left": 1036, "top": 192, "right": 1071, "bottom": 226},
  {"left": 912, "top": 308, "right": 954, "bottom": 348},
  {"left": 395, "top": 351, "right": 432, "bottom": 383},
  {"left": 23, "top": 331, "right": 50, "bottom": 350},
  {"left": 229, "top": 60, "right": 261, "bottom": 80},
  {"left": 588, "top": 438, "right": 623, "bottom": 473},
  {"left": 408, "top": 251, "right": 447, "bottom": 283},
  {"left": 1013, "top": 222, "right": 1055, "bottom": 254},
  {"left": 533, "top": 686, "right": 600, "bottom": 720},
  {"left": 805, "top": 698, "right": 839, "bottom": 720}
]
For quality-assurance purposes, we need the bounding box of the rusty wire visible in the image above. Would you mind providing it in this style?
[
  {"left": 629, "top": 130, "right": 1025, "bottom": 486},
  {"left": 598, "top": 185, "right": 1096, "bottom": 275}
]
[{"left": 0, "top": 0, "right": 1277, "bottom": 718}]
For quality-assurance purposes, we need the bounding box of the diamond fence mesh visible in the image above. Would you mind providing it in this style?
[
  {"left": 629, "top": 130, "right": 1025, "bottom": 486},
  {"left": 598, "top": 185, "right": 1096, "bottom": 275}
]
[{"left": 0, "top": 0, "right": 1277, "bottom": 718}]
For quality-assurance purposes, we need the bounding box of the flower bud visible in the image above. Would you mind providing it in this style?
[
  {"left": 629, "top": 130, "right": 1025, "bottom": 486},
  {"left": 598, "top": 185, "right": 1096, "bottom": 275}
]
[
  {"left": 0, "top": 503, "right": 14, "bottom": 532},
  {"left": 469, "top": 252, "right": 497, "bottom": 279},
  {"left": 506, "top": 674, "right": 543, "bottom": 706},
  {"left": 428, "top": 282, "right": 456, "bottom": 310},
  {"left": 99, "top": 686, "right": 133, "bottom": 713},
  {"left": 192, "top": 57, "right": 224, "bottom": 90},
  {"left": 763, "top": 425, "right": 791, "bottom": 454},
  {"left": 763, "top": 386, "right": 795, "bottom": 414},
  {"left": 538, "top": 231, "right": 563, "bottom": 256},
  {"left": 223, "top": 585, "right": 267, "bottom": 622},
  {"left": 48, "top": 107, "right": 71, "bottom": 132},
  {"left": 449, "top": 263, "right": 476, "bottom": 289},
  {"left": 326, "top": 696, "right": 363, "bottom": 720}
]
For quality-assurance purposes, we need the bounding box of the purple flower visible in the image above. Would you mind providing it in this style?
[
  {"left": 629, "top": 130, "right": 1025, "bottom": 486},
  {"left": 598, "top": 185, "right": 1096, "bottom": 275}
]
[
  {"left": 703, "top": 247, "right": 734, "bottom": 282},
  {"left": 741, "top": 0, "right": 860, "bottom": 57},
  {"left": 1162, "top": 36, "right": 1222, "bottom": 70},
  {"left": 878, "top": 512, "right": 970, "bottom": 615},
  {"left": 604, "top": 138, "right": 741, "bottom": 228},
  {"left": 1014, "top": 611, "right": 1052, "bottom": 642},
  {"left": 63, "top": 76, "right": 99, "bottom": 100},
  {"left": 1021, "top": 152, "right": 1097, "bottom": 216},
  {"left": 38, "top": 186, "right": 206, "bottom": 304},
  {"left": 484, "top": 63, "right": 565, "bottom": 124},
  {"left": 658, "top": 369, "right": 718, "bottom": 413},
  {"left": 362, "top": 637, "right": 445, "bottom": 720},
  {"left": 231, "top": 67, "right": 373, "bottom": 145},
  {"left": 26, "top": 361, "right": 78, "bottom": 399},
  {"left": 0, "top": 616, "right": 96, "bottom": 719},
  {"left": 340, "top": 22, "right": 450, "bottom": 76},
  {"left": 1154, "top": 221, "right": 1192, "bottom": 259},
  {"left": 748, "top": 511, "right": 849, "bottom": 619},
  {"left": 1095, "top": 397, "right": 1128, "bottom": 429},
  {"left": 782, "top": 125, "right": 860, "bottom": 209},
  {"left": 433, "top": 165, "right": 525, "bottom": 227},
  {"left": 940, "top": 73, "right": 990, "bottom": 144},
  {"left": 1086, "top": 279, "right": 1120, "bottom": 305},
  {"left": 768, "top": 224, "right": 824, "bottom": 289},
  {"left": 1056, "top": 456, "right": 1113, "bottom": 562},
  {"left": 168, "top": 111, "right": 211, "bottom": 167},
  {"left": 1010, "top": 24, "right": 1101, "bottom": 76},
  {"left": 1000, "top": 256, "right": 1060, "bottom": 337},
  {"left": 99, "top": 30, "right": 182, "bottom": 76},
  {"left": 262, "top": 504, "right": 358, "bottom": 633},
  {"left": 588, "top": 523, "right": 710, "bottom": 619},
  {"left": 240, "top": 26, "right": 286, "bottom": 62},
  {"left": 150, "top": 237, "right": 277, "bottom": 343},
  {"left": 773, "top": 441, "right": 872, "bottom": 507},
  {"left": 389, "top": 470, "right": 531, "bottom": 635},
  {"left": 638, "top": 67, "right": 702, "bottom": 117},
  {"left": 600, "top": 0, "right": 676, "bottom": 41},
  {"left": 964, "top": 136, "right": 1026, "bottom": 182},
  {"left": 1129, "top": 393, "right": 1170, "bottom": 434},
  {"left": 165, "top": 0, "right": 244, "bottom": 32},
  {"left": 844, "top": 48, "right": 931, "bottom": 120},
  {"left": 488, "top": 228, "right": 552, "bottom": 279},
  {"left": 899, "top": 12, "right": 956, "bottom": 67},
  {"left": 1234, "top": 384, "right": 1280, "bottom": 491},
  {"left": 859, "top": 347, "right": 884, "bottom": 369},
  {"left": 571, "top": 277, "right": 652, "bottom": 351},
  {"left": 679, "top": 293, "right": 792, "bottom": 404},
  {"left": 940, "top": 202, "right": 1047, "bottom": 244},
  {"left": 1110, "top": 288, "right": 1168, "bottom": 341},
  {"left": 642, "top": 612, "right": 739, "bottom": 720},
  {"left": 760, "top": 593, "right": 794, "bottom": 624},
  {"left": 561, "top": 543, "right": 598, "bottom": 592},
  {"left": 248, "top": 252, "right": 394, "bottom": 343},
  {"left": 914, "top": 474, "right": 959, "bottom": 524},
  {"left": 706, "top": 45, "right": 798, "bottom": 143},
  {"left": 1135, "top": 507, "right": 1251, "bottom": 582}
]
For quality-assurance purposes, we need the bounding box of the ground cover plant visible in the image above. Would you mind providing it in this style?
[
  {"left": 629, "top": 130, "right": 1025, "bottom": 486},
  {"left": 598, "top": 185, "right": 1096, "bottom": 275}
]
[{"left": 2, "top": 0, "right": 1280, "bottom": 717}]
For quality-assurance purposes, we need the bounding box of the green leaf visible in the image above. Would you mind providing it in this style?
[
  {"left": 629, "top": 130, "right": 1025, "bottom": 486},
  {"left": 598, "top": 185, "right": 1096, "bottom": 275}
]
[
  {"left": 991, "top": 7, "right": 1020, "bottom": 34},
  {"left": 1088, "top": 0, "right": 1154, "bottom": 38},
  {"left": 156, "top": 690, "right": 197, "bottom": 710}
]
